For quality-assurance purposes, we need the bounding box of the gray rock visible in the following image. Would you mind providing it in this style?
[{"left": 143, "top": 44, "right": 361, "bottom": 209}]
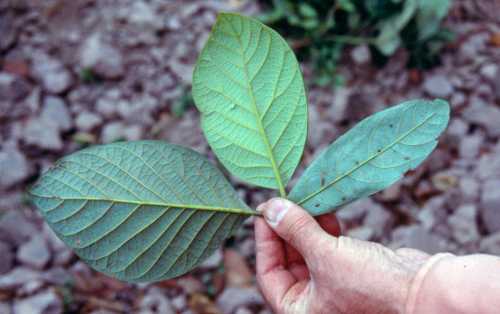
[
  {"left": 459, "top": 177, "right": 480, "bottom": 202},
  {"left": 101, "top": 122, "right": 126, "bottom": 143},
  {"left": 328, "top": 87, "right": 351, "bottom": 122},
  {"left": 0, "top": 146, "right": 29, "bottom": 187},
  {"left": 171, "top": 295, "right": 186, "bottom": 311},
  {"left": 463, "top": 97, "right": 500, "bottom": 137},
  {"left": 495, "top": 70, "right": 500, "bottom": 101},
  {"left": 0, "top": 210, "right": 38, "bottom": 246},
  {"left": 479, "top": 232, "right": 500, "bottom": 255},
  {"left": 23, "top": 118, "right": 63, "bottom": 150},
  {"left": 0, "top": 241, "right": 13, "bottom": 274},
  {"left": 448, "top": 204, "right": 479, "bottom": 244},
  {"left": 216, "top": 287, "right": 264, "bottom": 314},
  {"left": 480, "top": 179, "right": 500, "bottom": 233},
  {"left": 423, "top": 75, "right": 453, "bottom": 98},
  {"left": 0, "top": 267, "right": 41, "bottom": 290},
  {"left": 123, "top": 124, "right": 143, "bottom": 141},
  {"left": 336, "top": 198, "right": 372, "bottom": 223},
  {"left": 0, "top": 302, "right": 11, "bottom": 314},
  {"left": 391, "top": 225, "right": 447, "bottom": 254},
  {"left": 41, "top": 96, "right": 72, "bottom": 131},
  {"left": 459, "top": 133, "right": 483, "bottom": 159},
  {"left": 0, "top": 73, "right": 30, "bottom": 101},
  {"left": 446, "top": 118, "right": 468, "bottom": 147},
  {"left": 17, "top": 237, "right": 51, "bottom": 269},
  {"left": 362, "top": 204, "right": 394, "bottom": 238},
  {"left": 351, "top": 45, "right": 371, "bottom": 65},
  {"left": 80, "top": 33, "right": 124, "bottom": 79},
  {"left": 347, "top": 226, "right": 374, "bottom": 241},
  {"left": 476, "top": 151, "right": 500, "bottom": 180},
  {"left": 479, "top": 63, "right": 498, "bottom": 81},
  {"left": 31, "top": 54, "right": 73, "bottom": 94},
  {"left": 417, "top": 196, "right": 447, "bottom": 230},
  {"left": 13, "top": 289, "right": 62, "bottom": 314},
  {"left": 235, "top": 308, "right": 253, "bottom": 314},
  {"left": 96, "top": 97, "right": 118, "bottom": 117},
  {"left": 139, "top": 287, "right": 175, "bottom": 314},
  {"left": 75, "top": 111, "right": 103, "bottom": 131},
  {"left": 201, "top": 249, "right": 222, "bottom": 269}
]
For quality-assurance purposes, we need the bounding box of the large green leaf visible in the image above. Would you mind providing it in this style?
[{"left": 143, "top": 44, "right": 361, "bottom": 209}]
[
  {"left": 289, "top": 99, "right": 450, "bottom": 215},
  {"left": 29, "top": 141, "right": 254, "bottom": 282},
  {"left": 192, "top": 13, "right": 308, "bottom": 196},
  {"left": 416, "top": 0, "right": 451, "bottom": 41}
]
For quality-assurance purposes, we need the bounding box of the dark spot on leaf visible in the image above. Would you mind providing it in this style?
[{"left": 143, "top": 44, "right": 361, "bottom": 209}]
[
  {"left": 404, "top": 156, "right": 410, "bottom": 160},
  {"left": 315, "top": 203, "right": 320, "bottom": 208},
  {"left": 320, "top": 173, "right": 325, "bottom": 187},
  {"left": 389, "top": 124, "right": 394, "bottom": 128},
  {"left": 341, "top": 197, "right": 347, "bottom": 201},
  {"left": 377, "top": 149, "right": 382, "bottom": 153}
]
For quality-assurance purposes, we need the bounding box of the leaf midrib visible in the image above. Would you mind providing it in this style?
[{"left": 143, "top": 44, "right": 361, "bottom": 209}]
[
  {"left": 30, "top": 193, "right": 257, "bottom": 216},
  {"left": 298, "top": 112, "right": 436, "bottom": 205},
  {"left": 222, "top": 15, "right": 287, "bottom": 197}
]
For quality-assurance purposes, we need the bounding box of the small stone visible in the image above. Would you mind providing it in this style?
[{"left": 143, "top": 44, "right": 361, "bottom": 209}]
[
  {"left": 171, "top": 295, "right": 187, "bottom": 310},
  {"left": 336, "top": 198, "right": 372, "bottom": 222},
  {"left": 417, "top": 196, "right": 447, "bottom": 230},
  {"left": 17, "top": 237, "right": 51, "bottom": 269},
  {"left": 235, "top": 307, "right": 253, "bottom": 314},
  {"left": 31, "top": 54, "right": 73, "bottom": 94},
  {"left": 13, "top": 289, "right": 62, "bottom": 314},
  {"left": 101, "top": 122, "right": 126, "bottom": 143},
  {"left": 446, "top": 118, "right": 468, "bottom": 147},
  {"left": 0, "top": 241, "right": 13, "bottom": 274},
  {"left": 479, "top": 63, "right": 498, "bottom": 81},
  {"left": 23, "top": 118, "right": 63, "bottom": 150},
  {"left": 448, "top": 204, "right": 480, "bottom": 244},
  {"left": 75, "top": 111, "right": 102, "bottom": 131},
  {"left": 431, "top": 172, "right": 458, "bottom": 192},
  {"left": 479, "top": 232, "right": 500, "bottom": 255},
  {"left": 377, "top": 182, "right": 402, "bottom": 202},
  {"left": 459, "top": 177, "right": 480, "bottom": 202},
  {"left": 0, "top": 210, "right": 38, "bottom": 246},
  {"left": 80, "top": 33, "right": 124, "bottom": 79},
  {"left": 347, "top": 226, "right": 374, "bottom": 241},
  {"left": 423, "top": 74, "right": 453, "bottom": 98},
  {"left": 362, "top": 204, "right": 393, "bottom": 238},
  {"left": 476, "top": 151, "right": 500, "bottom": 180},
  {"left": 41, "top": 96, "right": 72, "bottom": 131},
  {"left": 140, "top": 287, "right": 175, "bottom": 314},
  {"left": 328, "top": 87, "right": 351, "bottom": 122},
  {"left": 459, "top": 133, "right": 483, "bottom": 159},
  {"left": 201, "top": 249, "right": 222, "bottom": 269},
  {"left": 216, "top": 287, "right": 264, "bottom": 314},
  {"left": 224, "top": 249, "right": 253, "bottom": 288},
  {"left": 391, "top": 225, "right": 447, "bottom": 254},
  {"left": 0, "top": 73, "right": 30, "bottom": 101},
  {"left": 0, "top": 146, "right": 29, "bottom": 187},
  {"left": 480, "top": 179, "right": 500, "bottom": 233},
  {"left": 351, "top": 45, "right": 371, "bottom": 65},
  {"left": 0, "top": 267, "right": 41, "bottom": 290},
  {"left": 0, "top": 302, "right": 11, "bottom": 314},
  {"left": 123, "top": 124, "right": 143, "bottom": 141},
  {"left": 463, "top": 97, "right": 500, "bottom": 137}
]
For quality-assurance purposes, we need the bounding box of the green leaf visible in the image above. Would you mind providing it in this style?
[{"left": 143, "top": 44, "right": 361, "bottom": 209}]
[
  {"left": 416, "top": 0, "right": 451, "bottom": 41},
  {"left": 374, "top": 0, "right": 418, "bottom": 55},
  {"left": 29, "top": 141, "right": 254, "bottom": 282},
  {"left": 192, "top": 13, "right": 308, "bottom": 196},
  {"left": 289, "top": 99, "right": 450, "bottom": 215}
]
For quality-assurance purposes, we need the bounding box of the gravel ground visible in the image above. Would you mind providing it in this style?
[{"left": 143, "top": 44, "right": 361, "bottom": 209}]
[{"left": 1, "top": 1, "right": 500, "bottom": 313}]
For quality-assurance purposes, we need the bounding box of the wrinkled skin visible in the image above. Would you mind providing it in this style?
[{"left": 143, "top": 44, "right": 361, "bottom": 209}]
[{"left": 255, "top": 198, "right": 429, "bottom": 314}]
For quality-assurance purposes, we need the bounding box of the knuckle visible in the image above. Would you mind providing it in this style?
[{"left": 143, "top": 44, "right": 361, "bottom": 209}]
[{"left": 285, "top": 215, "right": 314, "bottom": 243}]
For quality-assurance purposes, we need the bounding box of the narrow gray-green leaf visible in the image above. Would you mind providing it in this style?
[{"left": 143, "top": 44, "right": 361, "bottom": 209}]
[
  {"left": 289, "top": 99, "right": 450, "bottom": 215},
  {"left": 192, "top": 13, "right": 308, "bottom": 196},
  {"left": 30, "top": 141, "right": 254, "bottom": 283}
]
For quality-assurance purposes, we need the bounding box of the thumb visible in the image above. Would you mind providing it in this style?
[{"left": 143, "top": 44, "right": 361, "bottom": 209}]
[{"left": 257, "top": 198, "right": 330, "bottom": 260}]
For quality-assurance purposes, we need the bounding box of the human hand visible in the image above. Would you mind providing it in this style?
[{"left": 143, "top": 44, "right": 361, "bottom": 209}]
[{"left": 255, "top": 198, "right": 430, "bottom": 314}]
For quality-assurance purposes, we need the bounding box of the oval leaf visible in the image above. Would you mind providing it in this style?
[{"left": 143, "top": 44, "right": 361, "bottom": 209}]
[
  {"left": 192, "top": 13, "right": 308, "bottom": 195},
  {"left": 289, "top": 99, "right": 450, "bottom": 215},
  {"left": 29, "top": 141, "right": 253, "bottom": 282}
]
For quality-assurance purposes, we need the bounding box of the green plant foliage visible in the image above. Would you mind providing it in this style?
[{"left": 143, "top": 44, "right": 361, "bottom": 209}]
[
  {"left": 289, "top": 99, "right": 449, "bottom": 215},
  {"left": 30, "top": 141, "right": 253, "bottom": 282},
  {"left": 259, "top": 0, "right": 453, "bottom": 86},
  {"left": 30, "top": 13, "right": 450, "bottom": 283},
  {"left": 192, "top": 13, "right": 307, "bottom": 196}
]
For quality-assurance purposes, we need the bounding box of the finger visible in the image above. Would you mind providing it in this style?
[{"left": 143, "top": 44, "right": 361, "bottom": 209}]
[
  {"left": 254, "top": 217, "right": 297, "bottom": 309},
  {"left": 317, "top": 213, "right": 342, "bottom": 237},
  {"left": 257, "top": 198, "right": 329, "bottom": 261}
]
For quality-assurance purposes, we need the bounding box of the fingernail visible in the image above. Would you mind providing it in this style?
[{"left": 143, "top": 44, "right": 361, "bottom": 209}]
[{"left": 258, "top": 198, "right": 289, "bottom": 227}]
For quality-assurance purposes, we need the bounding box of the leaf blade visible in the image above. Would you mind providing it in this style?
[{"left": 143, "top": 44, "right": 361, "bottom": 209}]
[
  {"left": 30, "top": 141, "right": 253, "bottom": 282},
  {"left": 192, "top": 13, "right": 308, "bottom": 194},
  {"left": 289, "top": 99, "right": 450, "bottom": 215}
]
